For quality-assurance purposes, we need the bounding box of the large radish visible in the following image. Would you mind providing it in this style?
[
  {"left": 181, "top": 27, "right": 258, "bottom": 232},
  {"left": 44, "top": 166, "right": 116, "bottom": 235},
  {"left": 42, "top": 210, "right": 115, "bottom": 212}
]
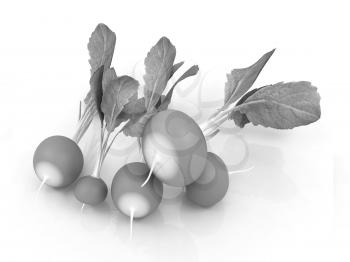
[{"left": 142, "top": 110, "right": 207, "bottom": 187}]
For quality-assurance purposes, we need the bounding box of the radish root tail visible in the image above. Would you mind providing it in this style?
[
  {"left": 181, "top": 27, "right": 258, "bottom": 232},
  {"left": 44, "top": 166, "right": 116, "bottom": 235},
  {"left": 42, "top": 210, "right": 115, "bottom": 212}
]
[
  {"left": 36, "top": 176, "right": 48, "bottom": 199},
  {"left": 81, "top": 204, "right": 85, "bottom": 213},
  {"left": 141, "top": 155, "right": 157, "bottom": 187},
  {"left": 228, "top": 166, "right": 254, "bottom": 176},
  {"left": 129, "top": 208, "right": 135, "bottom": 241}
]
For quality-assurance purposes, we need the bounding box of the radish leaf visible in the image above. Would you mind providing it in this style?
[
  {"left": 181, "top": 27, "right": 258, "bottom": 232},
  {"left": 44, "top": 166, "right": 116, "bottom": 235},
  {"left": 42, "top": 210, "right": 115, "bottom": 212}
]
[
  {"left": 224, "top": 49, "right": 275, "bottom": 108},
  {"left": 123, "top": 110, "right": 156, "bottom": 137},
  {"left": 102, "top": 68, "right": 117, "bottom": 91},
  {"left": 101, "top": 75, "right": 139, "bottom": 132},
  {"left": 230, "top": 87, "right": 262, "bottom": 127},
  {"left": 232, "top": 81, "right": 321, "bottom": 129},
  {"left": 169, "top": 61, "right": 184, "bottom": 80},
  {"left": 114, "top": 98, "right": 147, "bottom": 127},
  {"left": 85, "top": 23, "right": 116, "bottom": 105},
  {"left": 88, "top": 23, "right": 116, "bottom": 75},
  {"left": 124, "top": 97, "right": 146, "bottom": 115},
  {"left": 89, "top": 66, "right": 104, "bottom": 123},
  {"left": 158, "top": 65, "right": 199, "bottom": 111},
  {"left": 144, "top": 37, "right": 176, "bottom": 111}
]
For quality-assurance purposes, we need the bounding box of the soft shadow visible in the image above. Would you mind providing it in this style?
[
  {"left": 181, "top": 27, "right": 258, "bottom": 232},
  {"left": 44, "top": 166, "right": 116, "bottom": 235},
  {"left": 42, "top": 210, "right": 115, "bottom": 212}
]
[
  {"left": 79, "top": 202, "right": 113, "bottom": 232},
  {"left": 179, "top": 196, "right": 227, "bottom": 237},
  {"left": 111, "top": 208, "right": 199, "bottom": 262},
  {"left": 229, "top": 143, "right": 297, "bottom": 201}
]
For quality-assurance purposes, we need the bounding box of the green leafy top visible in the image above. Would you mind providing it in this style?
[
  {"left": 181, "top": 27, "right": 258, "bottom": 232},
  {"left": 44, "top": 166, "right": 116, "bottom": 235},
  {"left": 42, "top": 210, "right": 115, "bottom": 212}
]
[
  {"left": 231, "top": 82, "right": 321, "bottom": 129},
  {"left": 101, "top": 71, "right": 139, "bottom": 132},
  {"left": 78, "top": 23, "right": 321, "bottom": 145},
  {"left": 224, "top": 49, "right": 275, "bottom": 108},
  {"left": 88, "top": 23, "right": 116, "bottom": 75},
  {"left": 143, "top": 37, "right": 176, "bottom": 111},
  {"left": 122, "top": 37, "right": 199, "bottom": 137},
  {"left": 202, "top": 49, "right": 321, "bottom": 138}
]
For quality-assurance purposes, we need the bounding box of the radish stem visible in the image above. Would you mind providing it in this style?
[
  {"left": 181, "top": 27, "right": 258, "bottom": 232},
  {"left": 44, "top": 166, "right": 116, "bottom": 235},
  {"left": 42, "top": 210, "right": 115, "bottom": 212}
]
[
  {"left": 73, "top": 103, "right": 96, "bottom": 143},
  {"left": 101, "top": 120, "right": 131, "bottom": 161},
  {"left": 92, "top": 121, "right": 130, "bottom": 178},
  {"left": 200, "top": 103, "right": 243, "bottom": 139},
  {"left": 78, "top": 101, "right": 82, "bottom": 120}
]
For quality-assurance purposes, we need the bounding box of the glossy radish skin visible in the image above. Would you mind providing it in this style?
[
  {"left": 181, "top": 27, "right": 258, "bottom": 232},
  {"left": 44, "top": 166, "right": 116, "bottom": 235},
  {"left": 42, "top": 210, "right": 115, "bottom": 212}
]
[
  {"left": 111, "top": 162, "right": 163, "bottom": 219},
  {"left": 186, "top": 152, "right": 229, "bottom": 207},
  {"left": 33, "top": 136, "right": 84, "bottom": 188},
  {"left": 74, "top": 176, "right": 108, "bottom": 205},
  {"left": 142, "top": 110, "right": 207, "bottom": 187}
]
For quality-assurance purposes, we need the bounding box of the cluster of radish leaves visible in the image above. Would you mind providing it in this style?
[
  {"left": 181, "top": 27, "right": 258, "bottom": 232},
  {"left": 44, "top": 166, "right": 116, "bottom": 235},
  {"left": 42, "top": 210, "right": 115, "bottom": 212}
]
[
  {"left": 200, "top": 49, "right": 321, "bottom": 138},
  {"left": 74, "top": 24, "right": 200, "bottom": 207},
  {"left": 86, "top": 27, "right": 199, "bottom": 142},
  {"left": 33, "top": 23, "right": 321, "bottom": 225}
]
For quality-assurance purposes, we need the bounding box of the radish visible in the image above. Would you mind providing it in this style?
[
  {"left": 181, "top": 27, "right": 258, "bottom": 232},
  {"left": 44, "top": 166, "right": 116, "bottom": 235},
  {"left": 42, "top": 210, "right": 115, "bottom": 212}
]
[
  {"left": 33, "top": 99, "right": 98, "bottom": 188},
  {"left": 33, "top": 23, "right": 117, "bottom": 189},
  {"left": 120, "top": 37, "right": 202, "bottom": 188},
  {"left": 142, "top": 109, "right": 207, "bottom": 187},
  {"left": 111, "top": 162, "right": 163, "bottom": 219},
  {"left": 74, "top": 176, "right": 108, "bottom": 206},
  {"left": 33, "top": 135, "right": 84, "bottom": 188},
  {"left": 185, "top": 152, "right": 229, "bottom": 207}
]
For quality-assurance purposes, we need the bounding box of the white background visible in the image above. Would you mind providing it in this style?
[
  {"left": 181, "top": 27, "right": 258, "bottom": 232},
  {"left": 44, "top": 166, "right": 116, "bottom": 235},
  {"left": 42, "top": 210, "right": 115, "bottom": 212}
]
[{"left": 1, "top": 0, "right": 350, "bottom": 261}]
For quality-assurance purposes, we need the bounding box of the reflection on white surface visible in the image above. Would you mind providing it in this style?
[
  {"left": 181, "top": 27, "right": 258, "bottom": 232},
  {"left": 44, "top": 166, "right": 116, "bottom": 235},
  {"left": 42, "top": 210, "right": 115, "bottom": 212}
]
[
  {"left": 1, "top": 74, "right": 343, "bottom": 262},
  {"left": 2, "top": 116, "right": 342, "bottom": 262},
  {"left": 1, "top": 5, "right": 349, "bottom": 260}
]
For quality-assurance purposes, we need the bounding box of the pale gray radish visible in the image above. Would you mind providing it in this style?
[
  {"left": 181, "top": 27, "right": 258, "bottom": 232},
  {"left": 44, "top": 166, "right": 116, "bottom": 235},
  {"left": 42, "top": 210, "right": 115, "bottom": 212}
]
[
  {"left": 74, "top": 176, "right": 108, "bottom": 205},
  {"left": 142, "top": 110, "right": 207, "bottom": 187},
  {"left": 111, "top": 162, "right": 163, "bottom": 219},
  {"left": 186, "top": 152, "right": 229, "bottom": 207},
  {"left": 33, "top": 136, "right": 84, "bottom": 188}
]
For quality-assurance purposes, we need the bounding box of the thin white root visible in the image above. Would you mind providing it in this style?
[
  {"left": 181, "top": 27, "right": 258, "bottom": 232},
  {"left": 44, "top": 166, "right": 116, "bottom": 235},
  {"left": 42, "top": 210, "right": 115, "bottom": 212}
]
[
  {"left": 35, "top": 177, "right": 48, "bottom": 199},
  {"left": 81, "top": 204, "right": 85, "bottom": 213},
  {"left": 229, "top": 166, "right": 254, "bottom": 175},
  {"left": 129, "top": 208, "right": 135, "bottom": 241},
  {"left": 141, "top": 154, "right": 157, "bottom": 187}
]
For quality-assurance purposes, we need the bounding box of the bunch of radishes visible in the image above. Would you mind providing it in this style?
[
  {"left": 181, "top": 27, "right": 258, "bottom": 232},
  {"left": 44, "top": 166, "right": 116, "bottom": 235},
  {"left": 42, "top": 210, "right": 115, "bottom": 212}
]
[{"left": 33, "top": 23, "right": 321, "bottom": 223}]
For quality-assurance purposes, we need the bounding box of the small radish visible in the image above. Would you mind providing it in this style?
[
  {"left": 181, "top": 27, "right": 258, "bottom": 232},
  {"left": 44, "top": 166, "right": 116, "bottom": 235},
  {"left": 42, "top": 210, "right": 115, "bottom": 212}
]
[
  {"left": 33, "top": 135, "right": 84, "bottom": 188},
  {"left": 111, "top": 162, "right": 163, "bottom": 219},
  {"left": 74, "top": 176, "right": 108, "bottom": 206},
  {"left": 32, "top": 68, "right": 103, "bottom": 189},
  {"left": 74, "top": 70, "right": 140, "bottom": 206},
  {"left": 142, "top": 109, "right": 207, "bottom": 187},
  {"left": 185, "top": 152, "right": 229, "bottom": 207}
]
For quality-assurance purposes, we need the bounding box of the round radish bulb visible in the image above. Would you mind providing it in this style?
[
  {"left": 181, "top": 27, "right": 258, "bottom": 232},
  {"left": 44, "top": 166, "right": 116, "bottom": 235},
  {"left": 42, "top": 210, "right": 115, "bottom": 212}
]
[
  {"left": 186, "top": 152, "right": 229, "bottom": 207},
  {"left": 33, "top": 135, "right": 84, "bottom": 188},
  {"left": 74, "top": 176, "right": 108, "bottom": 205},
  {"left": 111, "top": 162, "right": 163, "bottom": 219},
  {"left": 142, "top": 109, "right": 207, "bottom": 187}
]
